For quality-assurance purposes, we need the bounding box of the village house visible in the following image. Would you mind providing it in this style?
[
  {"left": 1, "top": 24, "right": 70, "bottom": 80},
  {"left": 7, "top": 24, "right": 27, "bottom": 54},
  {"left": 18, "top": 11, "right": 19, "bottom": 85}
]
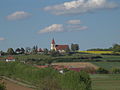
[
  {"left": 6, "top": 56, "right": 15, "bottom": 62},
  {"left": 51, "top": 38, "right": 69, "bottom": 53}
]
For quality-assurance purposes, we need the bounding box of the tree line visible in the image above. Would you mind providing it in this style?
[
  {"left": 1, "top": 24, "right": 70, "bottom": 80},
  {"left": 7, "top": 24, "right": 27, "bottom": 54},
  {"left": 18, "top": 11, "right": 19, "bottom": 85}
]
[{"left": 87, "top": 43, "right": 120, "bottom": 53}]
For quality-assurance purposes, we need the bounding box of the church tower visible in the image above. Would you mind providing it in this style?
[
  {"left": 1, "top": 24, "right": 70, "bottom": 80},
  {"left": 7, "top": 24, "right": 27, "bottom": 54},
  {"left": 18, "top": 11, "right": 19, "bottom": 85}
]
[{"left": 51, "top": 38, "right": 56, "bottom": 50}]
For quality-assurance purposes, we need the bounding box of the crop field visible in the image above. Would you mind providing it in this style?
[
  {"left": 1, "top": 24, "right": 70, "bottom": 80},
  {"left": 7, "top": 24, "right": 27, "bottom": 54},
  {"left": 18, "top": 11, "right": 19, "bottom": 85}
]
[
  {"left": 52, "top": 62, "right": 98, "bottom": 69},
  {"left": 80, "top": 51, "right": 113, "bottom": 54},
  {"left": 92, "top": 62, "right": 120, "bottom": 70},
  {"left": 100, "top": 55, "right": 120, "bottom": 61},
  {"left": 91, "top": 74, "right": 120, "bottom": 90}
]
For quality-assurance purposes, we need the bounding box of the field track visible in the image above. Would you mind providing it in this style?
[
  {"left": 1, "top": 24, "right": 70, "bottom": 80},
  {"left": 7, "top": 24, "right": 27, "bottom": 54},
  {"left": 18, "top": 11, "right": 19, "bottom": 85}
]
[{"left": 1, "top": 76, "right": 35, "bottom": 90}]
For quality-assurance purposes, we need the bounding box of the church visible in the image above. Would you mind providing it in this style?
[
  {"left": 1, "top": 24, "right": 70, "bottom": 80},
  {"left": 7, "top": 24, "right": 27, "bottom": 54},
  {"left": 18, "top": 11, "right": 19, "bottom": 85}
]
[{"left": 51, "top": 38, "right": 69, "bottom": 53}]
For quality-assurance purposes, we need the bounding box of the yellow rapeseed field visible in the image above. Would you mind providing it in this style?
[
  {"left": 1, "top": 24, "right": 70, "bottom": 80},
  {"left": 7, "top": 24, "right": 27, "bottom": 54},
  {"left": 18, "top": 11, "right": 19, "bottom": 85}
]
[{"left": 80, "top": 51, "right": 113, "bottom": 54}]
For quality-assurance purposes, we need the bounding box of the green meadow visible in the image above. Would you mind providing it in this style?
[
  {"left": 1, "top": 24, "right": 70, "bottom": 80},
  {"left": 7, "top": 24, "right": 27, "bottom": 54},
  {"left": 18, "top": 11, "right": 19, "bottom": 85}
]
[{"left": 91, "top": 74, "right": 120, "bottom": 90}]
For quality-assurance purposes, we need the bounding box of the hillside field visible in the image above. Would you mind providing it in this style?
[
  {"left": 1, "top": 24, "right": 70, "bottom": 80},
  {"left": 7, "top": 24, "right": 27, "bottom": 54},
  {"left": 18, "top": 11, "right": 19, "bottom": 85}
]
[{"left": 91, "top": 74, "right": 120, "bottom": 90}]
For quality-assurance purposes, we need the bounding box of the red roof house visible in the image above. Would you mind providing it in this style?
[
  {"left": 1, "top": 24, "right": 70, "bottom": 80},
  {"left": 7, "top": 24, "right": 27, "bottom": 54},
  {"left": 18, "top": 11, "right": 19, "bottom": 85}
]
[{"left": 6, "top": 56, "right": 15, "bottom": 62}]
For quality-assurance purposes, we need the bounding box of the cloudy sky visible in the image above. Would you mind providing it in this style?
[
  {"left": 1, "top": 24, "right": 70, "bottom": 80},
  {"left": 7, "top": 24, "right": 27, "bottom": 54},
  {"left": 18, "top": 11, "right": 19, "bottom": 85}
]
[{"left": 0, "top": 0, "right": 120, "bottom": 51}]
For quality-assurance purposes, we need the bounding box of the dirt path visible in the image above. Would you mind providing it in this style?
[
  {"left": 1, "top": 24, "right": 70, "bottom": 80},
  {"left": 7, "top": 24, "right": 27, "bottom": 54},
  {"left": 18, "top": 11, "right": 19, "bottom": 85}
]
[{"left": 3, "top": 79, "right": 35, "bottom": 90}]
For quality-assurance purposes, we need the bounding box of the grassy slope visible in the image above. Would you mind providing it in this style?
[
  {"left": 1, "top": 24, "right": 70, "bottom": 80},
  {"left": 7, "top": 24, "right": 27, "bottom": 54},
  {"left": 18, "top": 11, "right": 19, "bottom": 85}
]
[{"left": 91, "top": 74, "right": 120, "bottom": 90}]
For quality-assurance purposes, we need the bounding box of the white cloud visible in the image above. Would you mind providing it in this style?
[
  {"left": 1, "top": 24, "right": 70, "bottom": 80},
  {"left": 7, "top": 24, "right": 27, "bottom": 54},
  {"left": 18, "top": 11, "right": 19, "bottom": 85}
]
[
  {"left": 67, "top": 20, "right": 81, "bottom": 24},
  {"left": 38, "top": 24, "right": 63, "bottom": 34},
  {"left": 66, "top": 25, "right": 88, "bottom": 31},
  {"left": 0, "top": 37, "right": 5, "bottom": 41},
  {"left": 38, "top": 20, "right": 87, "bottom": 34},
  {"left": 7, "top": 11, "right": 31, "bottom": 20},
  {"left": 44, "top": 0, "right": 118, "bottom": 15}
]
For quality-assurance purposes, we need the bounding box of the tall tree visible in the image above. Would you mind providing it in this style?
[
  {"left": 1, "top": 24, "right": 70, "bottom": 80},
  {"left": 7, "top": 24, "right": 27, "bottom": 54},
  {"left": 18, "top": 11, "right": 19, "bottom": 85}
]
[
  {"left": 71, "top": 43, "right": 79, "bottom": 51},
  {"left": 32, "top": 45, "right": 38, "bottom": 54},
  {"left": 7, "top": 48, "right": 15, "bottom": 55},
  {"left": 43, "top": 48, "right": 49, "bottom": 55},
  {"left": 21, "top": 47, "right": 25, "bottom": 54},
  {"left": 15, "top": 48, "right": 21, "bottom": 54},
  {"left": 112, "top": 44, "right": 120, "bottom": 52},
  {"left": 25, "top": 47, "right": 31, "bottom": 54}
]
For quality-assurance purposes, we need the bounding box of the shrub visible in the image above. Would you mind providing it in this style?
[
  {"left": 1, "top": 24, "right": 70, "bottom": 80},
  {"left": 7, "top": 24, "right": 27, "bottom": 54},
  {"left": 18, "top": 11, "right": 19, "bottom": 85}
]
[
  {"left": 111, "top": 68, "right": 120, "bottom": 74},
  {"left": 60, "top": 70, "right": 92, "bottom": 90},
  {"left": 0, "top": 78, "right": 6, "bottom": 90},
  {"left": 96, "top": 67, "right": 109, "bottom": 74}
]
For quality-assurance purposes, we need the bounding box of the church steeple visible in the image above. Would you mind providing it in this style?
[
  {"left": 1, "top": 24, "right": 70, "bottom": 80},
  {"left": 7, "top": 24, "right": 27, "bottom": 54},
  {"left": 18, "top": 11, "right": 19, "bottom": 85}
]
[
  {"left": 51, "top": 38, "right": 56, "bottom": 50},
  {"left": 52, "top": 38, "right": 55, "bottom": 44}
]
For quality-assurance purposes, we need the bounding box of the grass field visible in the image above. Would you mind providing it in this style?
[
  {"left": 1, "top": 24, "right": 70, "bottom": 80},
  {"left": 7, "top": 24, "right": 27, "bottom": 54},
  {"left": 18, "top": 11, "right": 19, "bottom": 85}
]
[
  {"left": 92, "top": 62, "right": 120, "bottom": 70},
  {"left": 100, "top": 55, "right": 120, "bottom": 61},
  {"left": 91, "top": 74, "right": 120, "bottom": 90}
]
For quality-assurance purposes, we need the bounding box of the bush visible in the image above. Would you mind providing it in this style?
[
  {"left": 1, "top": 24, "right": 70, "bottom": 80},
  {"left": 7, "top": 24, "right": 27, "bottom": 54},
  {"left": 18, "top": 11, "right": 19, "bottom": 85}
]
[
  {"left": 60, "top": 70, "right": 92, "bottom": 90},
  {"left": 96, "top": 67, "right": 109, "bottom": 74},
  {"left": 0, "top": 78, "right": 6, "bottom": 90},
  {"left": 111, "top": 68, "right": 120, "bottom": 74}
]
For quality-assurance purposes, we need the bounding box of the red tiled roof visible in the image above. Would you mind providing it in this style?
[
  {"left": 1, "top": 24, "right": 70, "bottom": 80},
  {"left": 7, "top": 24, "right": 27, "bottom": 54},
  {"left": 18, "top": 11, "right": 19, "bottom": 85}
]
[
  {"left": 52, "top": 39, "right": 55, "bottom": 44},
  {"left": 55, "top": 45, "right": 69, "bottom": 50},
  {"left": 6, "top": 56, "right": 15, "bottom": 60}
]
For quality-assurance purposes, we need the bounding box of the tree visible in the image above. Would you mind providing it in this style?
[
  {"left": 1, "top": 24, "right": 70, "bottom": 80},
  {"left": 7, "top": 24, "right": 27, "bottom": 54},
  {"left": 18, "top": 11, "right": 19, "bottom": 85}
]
[
  {"left": 43, "top": 48, "right": 49, "bottom": 55},
  {"left": 25, "top": 47, "right": 31, "bottom": 54},
  {"left": 32, "top": 45, "right": 38, "bottom": 54},
  {"left": 71, "top": 43, "right": 79, "bottom": 51},
  {"left": 49, "top": 50, "right": 60, "bottom": 57},
  {"left": 20, "top": 47, "right": 25, "bottom": 54},
  {"left": 15, "top": 48, "right": 21, "bottom": 54},
  {"left": 7, "top": 48, "right": 15, "bottom": 55},
  {"left": 96, "top": 67, "right": 109, "bottom": 74},
  {"left": 112, "top": 44, "right": 120, "bottom": 52},
  {"left": 61, "top": 71, "right": 92, "bottom": 90}
]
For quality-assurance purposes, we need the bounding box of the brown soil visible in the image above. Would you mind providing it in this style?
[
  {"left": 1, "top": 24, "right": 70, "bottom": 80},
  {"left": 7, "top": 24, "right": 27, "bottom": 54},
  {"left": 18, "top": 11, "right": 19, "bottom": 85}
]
[
  {"left": 52, "top": 62, "right": 98, "bottom": 69},
  {"left": 3, "top": 79, "right": 34, "bottom": 90}
]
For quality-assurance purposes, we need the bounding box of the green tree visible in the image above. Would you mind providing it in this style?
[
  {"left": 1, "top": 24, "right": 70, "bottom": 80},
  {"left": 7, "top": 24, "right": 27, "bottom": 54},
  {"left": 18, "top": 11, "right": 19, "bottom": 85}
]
[
  {"left": 96, "top": 67, "right": 109, "bottom": 74},
  {"left": 15, "top": 48, "right": 21, "bottom": 54},
  {"left": 71, "top": 43, "right": 79, "bottom": 51},
  {"left": 7, "top": 48, "right": 15, "bottom": 55},
  {"left": 111, "top": 68, "right": 120, "bottom": 74},
  {"left": 49, "top": 50, "right": 60, "bottom": 57},
  {"left": 43, "top": 48, "right": 49, "bottom": 55},
  {"left": 112, "top": 44, "right": 120, "bottom": 52},
  {"left": 61, "top": 70, "right": 91, "bottom": 90},
  {"left": 32, "top": 46, "right": 38, "bottom": 54},
  {"left": 25, "top": 47, "right": 31, "bottom": 54},
  {"left": 20, "top": 47, "right": 25, "bottom": 54}
]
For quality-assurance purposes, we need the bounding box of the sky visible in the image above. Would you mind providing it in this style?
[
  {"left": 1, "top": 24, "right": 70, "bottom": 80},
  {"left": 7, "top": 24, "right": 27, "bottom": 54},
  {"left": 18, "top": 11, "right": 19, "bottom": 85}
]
[{"left": 0, "top": 0, "right": 120, "bottom": 51}]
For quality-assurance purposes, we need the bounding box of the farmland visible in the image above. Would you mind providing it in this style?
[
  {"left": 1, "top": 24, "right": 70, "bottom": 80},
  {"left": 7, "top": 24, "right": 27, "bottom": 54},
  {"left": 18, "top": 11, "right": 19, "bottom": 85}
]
[
  {"left": 91, "top": 74, "right": 120, "bottom": 90},
  {"left": 80, "top": 51, "right": 113, "bottom": 54},
  {"left": 52, "top": 62, "right": 98, "bottom": 69}
]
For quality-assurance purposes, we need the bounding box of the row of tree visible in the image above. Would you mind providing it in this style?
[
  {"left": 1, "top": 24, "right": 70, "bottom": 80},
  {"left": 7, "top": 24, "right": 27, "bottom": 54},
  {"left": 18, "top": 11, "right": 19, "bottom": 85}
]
[
  {"left": 0, "top": 43, "right": 79, "bottom": 56},
  {"left": 87, "top": 43, "right": 120, "bottom": 52}
]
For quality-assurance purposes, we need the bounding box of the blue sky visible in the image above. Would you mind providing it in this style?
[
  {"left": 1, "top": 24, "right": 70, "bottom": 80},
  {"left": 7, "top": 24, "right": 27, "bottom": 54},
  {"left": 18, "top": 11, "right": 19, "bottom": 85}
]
[{"left": 0, "top": 0, "right": 120, "bottom": 51}]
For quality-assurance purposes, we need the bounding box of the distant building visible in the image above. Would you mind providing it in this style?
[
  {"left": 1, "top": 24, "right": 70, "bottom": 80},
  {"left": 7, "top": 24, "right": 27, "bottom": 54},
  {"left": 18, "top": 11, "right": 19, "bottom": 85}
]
[
  {"left": 6, "top": 56, "right": 15, "bottom": 62},
  {"left": 51, "top": 38, "right": 69, "bottom": 53}
]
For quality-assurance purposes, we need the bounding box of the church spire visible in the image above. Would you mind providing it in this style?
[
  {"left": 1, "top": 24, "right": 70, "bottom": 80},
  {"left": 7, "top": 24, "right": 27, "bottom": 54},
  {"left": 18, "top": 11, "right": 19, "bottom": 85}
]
[
  {"left": 52, "top": 38, "right": 55, "bottom": 44},
  {"left": 51, "top": 38, "right": 56, "bottom": 50}
]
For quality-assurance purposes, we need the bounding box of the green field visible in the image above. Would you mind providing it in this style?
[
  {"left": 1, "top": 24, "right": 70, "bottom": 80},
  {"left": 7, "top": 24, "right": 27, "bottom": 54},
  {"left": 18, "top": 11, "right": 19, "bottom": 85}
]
[
  {"left": 91, "top": 74, "right": 120, "bottom": 90},
  {"left": 92, "top": 62, "right": 120, "bottom": 70}
]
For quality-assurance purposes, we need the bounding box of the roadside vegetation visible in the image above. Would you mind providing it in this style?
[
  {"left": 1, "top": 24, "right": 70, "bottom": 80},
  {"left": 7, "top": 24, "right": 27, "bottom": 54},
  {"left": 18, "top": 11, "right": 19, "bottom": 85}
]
[{"left": 0, "top": 61, "right": 91, "bottom": 90}]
